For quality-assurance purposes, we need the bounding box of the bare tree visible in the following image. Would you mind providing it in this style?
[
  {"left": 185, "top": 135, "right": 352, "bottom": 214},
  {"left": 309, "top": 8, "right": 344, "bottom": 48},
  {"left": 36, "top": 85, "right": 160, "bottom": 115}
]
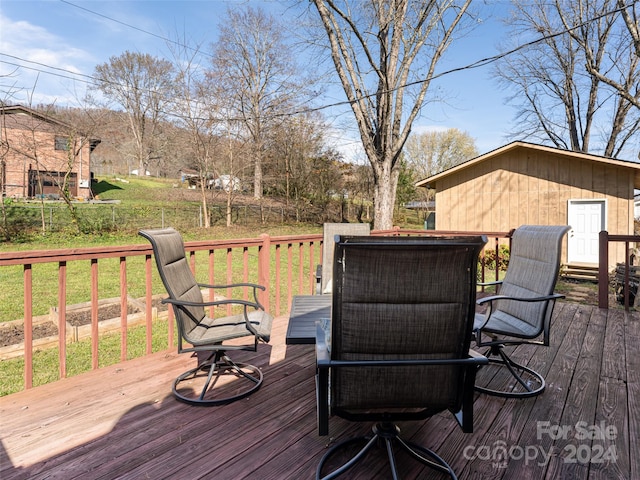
[
  {"left": 495, "top": 0, "right": 639, "bottom": 158},
  {"left": 309, "top": 0, "right": 474, "bottom": 230},
  {"left": 167, "top": 37, "right": 221, "bottom": 228},
  {"left": 404, "top": 128, "right": 478, "bottom": 179},
  {"left": 619, "top": 0, "right": 640, "bottom": 58},
  {"left": 572, "top": 0, "right": 639, "bottom": 110},
  {"left": 92, "top": 51, "right": 175, "bottom": 175},
  {"left": 267, "top": 111, "right": 341, "bottom": 219},
  {"left": 209, "top": 7, "right": 307, "bottom": 200}
]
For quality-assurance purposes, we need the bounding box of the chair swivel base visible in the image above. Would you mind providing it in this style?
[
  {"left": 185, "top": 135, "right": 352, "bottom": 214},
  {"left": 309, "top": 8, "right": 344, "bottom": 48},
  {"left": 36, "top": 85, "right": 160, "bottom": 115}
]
[
  {"left": 173, "top": 353, "right": 263, "bottom": 406},
  {"left": 475, "top": 346, "right": 545, "bottom": 398},
  {"left": 316, "top": 422, "right": 457, "bottom": 480}
]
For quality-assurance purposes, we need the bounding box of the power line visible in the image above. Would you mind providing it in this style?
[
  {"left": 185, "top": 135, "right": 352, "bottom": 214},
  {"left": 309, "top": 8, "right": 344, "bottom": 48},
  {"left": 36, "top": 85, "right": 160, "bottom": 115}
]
[
  {"left": 1, "top": 1, "right": 636, "bottom": 123},
  {"left": 59, "top": 0, "right": 212, "bottom": 58},
  {"left": 0, "top": 53, "right": 97, "bottom": 84}
]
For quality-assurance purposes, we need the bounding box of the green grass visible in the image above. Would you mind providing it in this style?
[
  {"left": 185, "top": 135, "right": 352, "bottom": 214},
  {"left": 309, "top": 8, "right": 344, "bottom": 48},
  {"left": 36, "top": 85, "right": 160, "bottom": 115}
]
[
  {"left": 0, "top": 224, "right": 321, "bottom": 322},
  {"left": 0, "top": 175, "right": 426, "bottom": 395},
  {"left": 0, "top": 238, "right": 319, "bottom": 396},
  {"left": 0, "top": 317, "right": 175, "bottom": 396},
  {"left": 92, "top": 176, "right": 177, "bottom": 202}
]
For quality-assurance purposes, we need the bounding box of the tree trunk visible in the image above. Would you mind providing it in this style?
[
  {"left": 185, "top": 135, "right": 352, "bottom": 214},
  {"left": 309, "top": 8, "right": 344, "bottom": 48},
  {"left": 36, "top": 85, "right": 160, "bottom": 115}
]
[
  {"left": 199, "top": 183, "right": 210, "bottom": 228},
  {"left": 226, "top": 188, "right": 233, "bottom": 227},
  {"left": 372, "top": 157, "right": 399, "bottom": 231},
  {"left": 253, "top": 150, "right": 263, "bottom": 199}
]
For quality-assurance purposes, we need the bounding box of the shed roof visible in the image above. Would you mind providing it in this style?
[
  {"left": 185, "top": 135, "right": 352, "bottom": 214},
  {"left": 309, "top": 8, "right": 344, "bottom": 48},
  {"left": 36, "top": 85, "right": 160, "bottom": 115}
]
[{"left": 415, "top": 141, "right": 640, "bottom": 189}]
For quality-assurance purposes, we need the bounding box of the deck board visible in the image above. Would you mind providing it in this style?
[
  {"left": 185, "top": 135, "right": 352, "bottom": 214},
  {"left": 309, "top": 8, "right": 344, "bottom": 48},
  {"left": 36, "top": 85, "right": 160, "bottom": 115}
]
[{"left": 1, "top": 302, "right": 638, "bottom": 480}]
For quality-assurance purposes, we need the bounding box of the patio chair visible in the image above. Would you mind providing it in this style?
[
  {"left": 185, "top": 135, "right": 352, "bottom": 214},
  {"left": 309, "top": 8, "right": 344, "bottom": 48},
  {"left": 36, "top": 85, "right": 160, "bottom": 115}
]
[
  {"left": 315, "top": 235, "right": 488, "bottom": 480},
  {"left": 139, "top": 228, "right": 273, "bottom": 406},
  {"left": 473, "top": 225, "right": 570, "bottom": 398},
  {"left": 316, "top": 223, "right": 370, "bottom": 294}
]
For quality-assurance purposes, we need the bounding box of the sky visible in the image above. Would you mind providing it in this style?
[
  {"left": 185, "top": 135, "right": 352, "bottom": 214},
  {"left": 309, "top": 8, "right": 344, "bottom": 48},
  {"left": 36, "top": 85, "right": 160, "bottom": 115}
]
[{"left": 0, "top": 0, "right": 519, "bottom": 159}]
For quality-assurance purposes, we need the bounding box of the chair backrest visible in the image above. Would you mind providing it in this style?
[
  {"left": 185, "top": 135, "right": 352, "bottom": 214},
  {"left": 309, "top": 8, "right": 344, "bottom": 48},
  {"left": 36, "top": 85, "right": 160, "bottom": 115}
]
[
  {"left": 139, "top": 228, "right": 205, "bottom": 334},
  {"left": 320, "top": 223, "right": 370, "bottom": 294},
  {"left": 492, "top": 225, "right": 571, "bottom": 336},
  {"left": 331, "top": 235, "right": 486, "bottom": 412}
]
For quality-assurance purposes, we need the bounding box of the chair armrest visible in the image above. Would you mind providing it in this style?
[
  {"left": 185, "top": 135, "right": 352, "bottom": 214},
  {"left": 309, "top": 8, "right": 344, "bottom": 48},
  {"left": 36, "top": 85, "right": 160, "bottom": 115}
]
[
  {"left": 197, "top": 282, "right": 266, "bottom": 291},
  {"left": 478, "top": 280, "right": 503, "bottom": 288},
  {"left": 162, "top": 297, "right": 266, "bottom": 339},
  {"left": 468, "top": 348, "right": 489, "bottom": 364},
  {"left": 161, "top": 297, "right": 263, "bottom": 309},
  {"left": 476, "top": 292, "right": 565, "bottom": 306},
  {"left": 196, "top": 282, "right": 267, "bottom": 309}
]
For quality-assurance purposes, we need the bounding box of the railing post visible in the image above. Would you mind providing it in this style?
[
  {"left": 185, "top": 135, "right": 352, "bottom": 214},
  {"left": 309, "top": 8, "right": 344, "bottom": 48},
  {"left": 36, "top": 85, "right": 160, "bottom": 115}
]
[
  {"left": 623, "top": 241, "right": 631, "bottom": 311},
  {"left": 598, "top": 230, "right": 609, "bottom": 309},
  {"left": 259, "top": 233, "right": 271, "bottom": 312}
]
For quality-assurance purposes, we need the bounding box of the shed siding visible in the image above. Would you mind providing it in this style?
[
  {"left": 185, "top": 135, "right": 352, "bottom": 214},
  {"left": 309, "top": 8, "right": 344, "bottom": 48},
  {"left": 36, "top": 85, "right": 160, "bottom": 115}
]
[{"left": 434, "top": 149, "right": 634, "bottom": 266}]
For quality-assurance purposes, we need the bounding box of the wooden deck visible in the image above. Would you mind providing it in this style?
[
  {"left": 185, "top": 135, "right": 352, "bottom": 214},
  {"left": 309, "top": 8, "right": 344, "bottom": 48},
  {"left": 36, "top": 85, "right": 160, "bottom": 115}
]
[{"left": 1, "top": 302, "right": 638, "bottom": 480}]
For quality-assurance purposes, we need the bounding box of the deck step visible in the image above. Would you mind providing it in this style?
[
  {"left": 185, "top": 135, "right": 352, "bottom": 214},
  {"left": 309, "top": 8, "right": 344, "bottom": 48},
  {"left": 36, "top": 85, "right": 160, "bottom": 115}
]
[{"left": 562, "top": 264, "right": 599, "bottom": 282}]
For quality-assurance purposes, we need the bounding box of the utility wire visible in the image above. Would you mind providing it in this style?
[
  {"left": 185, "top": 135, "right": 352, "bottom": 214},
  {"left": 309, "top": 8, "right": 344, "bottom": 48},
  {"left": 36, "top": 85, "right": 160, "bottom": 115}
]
[
  {"left": 59, "top": 0, "right": 212, "bottom": 58},
  {"left": 1, "top": 1, "right": 636, "bottom": 123}
]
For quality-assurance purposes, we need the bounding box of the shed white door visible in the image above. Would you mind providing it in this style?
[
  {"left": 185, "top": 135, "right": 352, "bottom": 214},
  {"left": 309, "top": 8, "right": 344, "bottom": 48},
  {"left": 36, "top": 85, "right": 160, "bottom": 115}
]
[{"left": 567, "top": 200, "right": 606, "bottom": 264}]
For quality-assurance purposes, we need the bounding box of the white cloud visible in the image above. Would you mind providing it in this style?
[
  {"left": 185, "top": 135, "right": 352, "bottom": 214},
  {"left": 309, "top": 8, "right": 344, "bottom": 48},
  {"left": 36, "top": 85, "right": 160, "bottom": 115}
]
[{"left": 0, "top": 13, "right": 94, "bottom": 106}]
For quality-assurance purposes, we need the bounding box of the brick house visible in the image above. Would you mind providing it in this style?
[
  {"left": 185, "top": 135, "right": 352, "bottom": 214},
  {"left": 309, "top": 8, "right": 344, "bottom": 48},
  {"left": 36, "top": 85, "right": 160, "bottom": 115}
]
[{"left": 1, "top": 105, "right": 100, "bottom": 200}]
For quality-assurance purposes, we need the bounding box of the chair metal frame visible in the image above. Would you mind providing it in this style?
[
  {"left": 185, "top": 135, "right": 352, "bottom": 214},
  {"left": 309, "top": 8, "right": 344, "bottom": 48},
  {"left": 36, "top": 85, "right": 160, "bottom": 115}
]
[
  {"left": 315, "top": 235, "right": 488, "bottom": 480},
  {"left": 140, "top": 228, "right": 272, "bottom": 406},
  {"left": 473, "top": 225, "right": 571, "bottom": 398}
]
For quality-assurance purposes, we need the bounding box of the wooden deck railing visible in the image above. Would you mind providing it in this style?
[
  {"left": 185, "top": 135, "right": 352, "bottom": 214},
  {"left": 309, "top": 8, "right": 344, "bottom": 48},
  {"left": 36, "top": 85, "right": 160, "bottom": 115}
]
[
  {"left": 598, "top": 231, "right": 640, "bottom": 311},
  {"left": 0, "top": 228, "right": 510, "bottom": 392}
]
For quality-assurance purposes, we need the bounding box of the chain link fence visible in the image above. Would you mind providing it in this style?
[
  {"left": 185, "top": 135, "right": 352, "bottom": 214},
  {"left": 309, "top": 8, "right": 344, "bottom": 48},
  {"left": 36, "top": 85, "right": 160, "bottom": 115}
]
[{"left": 0, "top": 202, "right": 305, "bottom": 237}]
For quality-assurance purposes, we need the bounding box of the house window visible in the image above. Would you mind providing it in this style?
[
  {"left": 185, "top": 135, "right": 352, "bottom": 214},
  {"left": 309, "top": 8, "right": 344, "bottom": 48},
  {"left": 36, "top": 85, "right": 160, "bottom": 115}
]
[{"left": 55, "top": 137, "right": 69, "bottom": 151}]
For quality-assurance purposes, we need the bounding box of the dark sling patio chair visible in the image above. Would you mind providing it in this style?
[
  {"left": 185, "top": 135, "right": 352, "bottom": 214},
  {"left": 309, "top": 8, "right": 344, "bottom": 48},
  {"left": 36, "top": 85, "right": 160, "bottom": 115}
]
[
  {"left": 315, "top": 235, "right": 488, "bottom": 480},
  {"left": 140, "top": 228, "right": 273, "bottom": 406},
  {"left": 473, "top": 225, "right": 570, "bottom": 398}
]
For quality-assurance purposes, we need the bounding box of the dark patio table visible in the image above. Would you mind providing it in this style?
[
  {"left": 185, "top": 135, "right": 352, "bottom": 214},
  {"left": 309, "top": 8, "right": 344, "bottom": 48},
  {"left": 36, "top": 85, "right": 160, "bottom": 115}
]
[{"left": 285, "top": 295, "right": 332, "bottom": 344}]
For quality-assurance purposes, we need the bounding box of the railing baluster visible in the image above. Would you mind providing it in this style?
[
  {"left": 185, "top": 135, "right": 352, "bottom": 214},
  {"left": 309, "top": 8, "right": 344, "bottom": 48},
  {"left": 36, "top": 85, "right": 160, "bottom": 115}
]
[
  {"left": 298, "top": 242, "right": 304, "bottom": 294},
  {"left": 2, "top": 229, "right": 519, "bottom": 393},
  {"left": 23, "top": 264, "right": 33, "bottom": 390},
  {"left": 208, "top": 249, "right": 215, "bottom": 318},
  {"left": 119, "top": 256, "right": 127, "bottom": 362},
  {"left": 243, "top": 247, "right": 249, "bottom": 301},
  {"left": 145, "top": 254, "right": 153, "bottom": 355},
  {"left": 258, "top": 234, "right": 271, "bottom": 312},
  {"left": 226, "top": 248, "right": 233, "bottom": 315},
  {"left": 275, "top": 244, "right": 282, "bottom": 316},
  {"left": 624, "top": 241, "right": 631, "bottom": 310},
  {"left": 309, "top": 242, "right": 315, "bottom": 295},
  {"left": 91, "top": 258, "right": 99, "bottom": 369},
  {"left": 287, "top": 243, "right": 293, "bottom": 307},
  {"left": 167, "top": 305, "right": 174, "bottom": 350},
  {"left": 58, "top": 261, "right": 67, "bottom": 379}
]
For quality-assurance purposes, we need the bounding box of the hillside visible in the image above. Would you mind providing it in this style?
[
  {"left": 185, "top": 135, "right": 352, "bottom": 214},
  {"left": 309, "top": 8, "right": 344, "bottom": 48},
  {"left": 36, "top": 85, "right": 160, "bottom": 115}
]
[{"left": 92, "top": 176, "right": 288, "bottom": 209}]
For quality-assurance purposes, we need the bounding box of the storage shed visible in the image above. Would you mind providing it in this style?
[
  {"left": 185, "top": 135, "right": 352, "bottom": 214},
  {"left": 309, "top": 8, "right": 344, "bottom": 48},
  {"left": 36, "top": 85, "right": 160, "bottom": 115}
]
[{"left": 416, "top": 141, "right": 640, "bottom": 269}]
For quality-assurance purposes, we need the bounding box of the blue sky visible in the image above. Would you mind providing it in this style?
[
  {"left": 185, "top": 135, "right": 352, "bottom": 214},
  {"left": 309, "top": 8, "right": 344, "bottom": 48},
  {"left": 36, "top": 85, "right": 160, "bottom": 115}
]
[{"left": 0, "top": 0, "right": 518, "bottom": 158}]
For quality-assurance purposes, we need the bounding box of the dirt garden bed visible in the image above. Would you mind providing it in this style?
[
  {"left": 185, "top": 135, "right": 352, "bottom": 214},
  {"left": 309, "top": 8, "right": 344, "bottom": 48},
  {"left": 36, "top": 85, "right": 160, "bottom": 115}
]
[{"left": 0, "top": 296, "right": 168, "bottom": 354}]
